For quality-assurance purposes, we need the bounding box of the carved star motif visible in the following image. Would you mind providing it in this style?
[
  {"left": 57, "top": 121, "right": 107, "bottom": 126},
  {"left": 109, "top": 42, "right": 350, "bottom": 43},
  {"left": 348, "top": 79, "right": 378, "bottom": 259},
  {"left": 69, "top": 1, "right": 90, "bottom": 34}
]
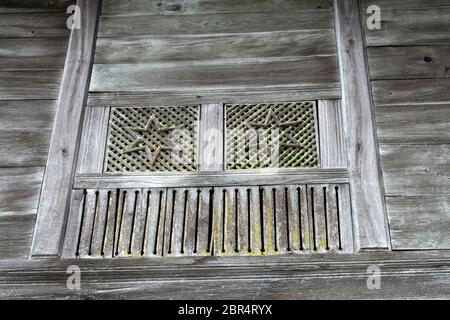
[
  {"left": 123, "top": 114, "right": 179, "bottom": 169},
  {"left": 246, "top": 108, "right": 304, "bottom": 149}
]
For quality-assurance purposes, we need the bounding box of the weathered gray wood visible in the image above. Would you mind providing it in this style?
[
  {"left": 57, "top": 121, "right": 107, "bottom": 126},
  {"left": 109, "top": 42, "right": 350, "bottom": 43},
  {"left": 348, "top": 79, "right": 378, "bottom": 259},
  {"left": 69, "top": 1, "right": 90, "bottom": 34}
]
[
  {"left": 61, "top": 189, "right": 85, "bottom": 258},
  {"left": 90, "top": 190, "right": 111, "bottom": 257},
  {"left": 78, "top": 189, "right": 97, "bottom": 258},
  {"left": 372, "top": 79, "right": 450, "bottom": 106},
  {"left": 102, "top": 190, "right": 118, "bottom": 258},
  {"left": 74, "top": 168, "right": 349, "bottom": 189},
  {"left": 31, "top": 0, "right": 101, "bottom": 257},
  {"left": 0, "top": 70, "right": 62, "bottom": 100},
  {"left": 163, "top": 189, "right": 183, "bottom": 256},
  {"left": 260, "top": 186, "right": 276, "bottom": 255},
  {"left": 117, "top": 189, "right": 140, "bottom": 257},
  {"left": 199, "top": 103, "right": 223, "bottom": 171},
  {"left": 0, "top": 0, "right": 75, "bottom": 13},
  {"left": 363, "top": 9, "right": 450, "bottom": 46},
  {"left": 383, "top": 171, "right": 450, "bottom": 197},
  {"left": 0, "top": 214, "right": 35, "bottom": 260},
  {"left": 143, "top": 188, "right": 166, "bottom": 257},
  {"left": 335, "top": 184, "right": 354, "bottom": 253},
  {"left": 334, "top": 0, "right": 389, "bottom": 250},
  {"left": 0, "top": 167, "right": 44, "bottom": 217},
  {"left": 368, "top": 46, "right": 450, "bottom": 80},
  {"left": 90, "top": 57, "right": 339, "bottom": 96},
  {"left": 87, "top": 88, "right": 342, "bottom": 107},
  {"left": 0, "top": 129, "right": 52, "bottom": 167},
  {"left": 376, "top": 104, "right": 450, "bottom": 144},
  {"left": 247, "top": 187, "right": 262, "bottom": 255},
  {"left": 76, "top": 106, "right": 110, "bottom": 174},
  {"left": 361, "top": 0, "right": 450, "bottom": 10},
  {"left": 183, "top": 188, "right": 198, "bottom": 255},
  {"left": 98, "top": 11, "right": 333, "bottom": 37},
  {"left": 102, "top": 0, "right": 332, "bottom": 16},
  {"left": 0, "top": 100, "right": 56, "bottom": 130},
  {"left": 94, "top": 31, "right": 337, "bottom": 64},
  {"left": 318, "top": 100, "right": 346, "bottom": 168},
  {"left": 387, "top": 195, "right": 450, "bottom": 250},
  {"left": 0, "top": 38, "right": 67, "bottom": 70},
  {"left": 286, "top": 185, "right": 310, "bottom": 252},
  {"left": 0, "top": 12, "right": 70, "bottom": 38},
  {"left": 307, "top": 185, "right": 327, "bottom": 253}
]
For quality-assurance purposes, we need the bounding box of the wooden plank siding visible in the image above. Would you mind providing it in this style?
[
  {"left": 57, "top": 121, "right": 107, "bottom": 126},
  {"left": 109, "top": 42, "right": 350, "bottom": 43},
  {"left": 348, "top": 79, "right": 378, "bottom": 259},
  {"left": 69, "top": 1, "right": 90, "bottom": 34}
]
[
  {"left": 89, "top": 0, "right": 340, "bottom": 105},
  {"left": 0, "top": 3, "right": 71, "bottom": 260},
  {"left": 361, "top": 0, "right": 450, "bottom": 249}
]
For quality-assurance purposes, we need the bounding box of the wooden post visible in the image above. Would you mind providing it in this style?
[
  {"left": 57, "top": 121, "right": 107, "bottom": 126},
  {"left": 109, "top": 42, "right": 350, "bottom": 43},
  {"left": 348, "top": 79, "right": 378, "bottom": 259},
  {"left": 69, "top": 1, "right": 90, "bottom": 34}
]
[
  {"left": 334, "top": 0, "right": 390, "bottom": 250},
  {"left": 31, "top": 0, "right": 101, "bottom": 257}
]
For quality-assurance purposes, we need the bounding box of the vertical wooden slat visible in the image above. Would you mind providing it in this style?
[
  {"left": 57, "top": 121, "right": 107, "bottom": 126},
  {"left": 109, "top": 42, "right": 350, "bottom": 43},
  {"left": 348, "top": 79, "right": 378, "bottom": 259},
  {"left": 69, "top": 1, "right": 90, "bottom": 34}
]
[
  {"left": 31, "top": 0, "right": 102, "bottom": 257},
  {"left": 307, "top": 185, "right": 328, "bottom": 253},
  {"left": 286, "top": 186, "right": 304, "bottom": 253},
  {"left": 102, "top": 189, "right": 118, "bottom": 258},
  {"left": 199, "top": 103, "right": 224, "bottom": 171},
  {"left": 325, "top": 185, "right": 341, "bottom": 251},
  {"left": 76, "top": 106, "right": 110, "bottom": 174},
  {"left": 248, "top": 186, "right": 262, "bottom": 255},
  {"left": 78, "top": 189, "right": 97, "bottom": 258},
  {"left": 236, "top": 187, "right": 249, "bottom": 255},
  {"left": 335, "top": 184, "right": 355, "bottom": 253},
  {"left": 261, "top": 186, "right": 276, "bottom": 255},
  {"left": 334, "top": 0, "right": 390, "bottom": 250},
  {"left": 274, "top": 186, "right": 289, "bottom": 253},
  {"left": 129, "top": 189, "right": 146, "bottom": 256},
  {"left": 212, "top": 188, "right": 224, "bottom": 256},
  {"left": 170, "top": 189, "right": 187, "bottom": 256},
  {"left": 89, "top": 189, "right": 110, "bottom": 256},
  {"left": 183, "top": 188, "right": 198, "bottom": 255},
  {"left": 143, "top": 188, "right": 166, "bottom": 257},
  {"left": 196, "top": 187, "right": 212, "bottom": 255},
  {"left": 223, "top": 188, "right": 236, "bottom": 255},
  {"left": 318, "top": 100, "right": 346, "bottom": 168},
  {"left": 62, "top": 189, "right": 85, "bottom": 258}
]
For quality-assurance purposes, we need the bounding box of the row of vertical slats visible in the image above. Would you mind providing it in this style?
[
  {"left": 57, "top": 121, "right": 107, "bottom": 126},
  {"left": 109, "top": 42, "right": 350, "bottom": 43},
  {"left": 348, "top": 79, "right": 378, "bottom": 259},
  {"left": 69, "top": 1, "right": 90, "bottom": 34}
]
[{"left": 63, "top": 184, "right": 353, "bottom": 258}]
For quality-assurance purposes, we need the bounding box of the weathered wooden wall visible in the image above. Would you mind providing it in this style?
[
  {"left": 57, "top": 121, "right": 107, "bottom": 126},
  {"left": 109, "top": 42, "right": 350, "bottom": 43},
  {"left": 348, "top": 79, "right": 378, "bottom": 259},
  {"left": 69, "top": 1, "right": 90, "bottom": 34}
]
[
  {"left": 361, "top": 0, "right": 450, "bottom": 249},
  {"left": 0, "top": 1, "right": 72, "bottom": 259},
  {"left": 88, "top": 0, "right": 340, "bottom": 105}
]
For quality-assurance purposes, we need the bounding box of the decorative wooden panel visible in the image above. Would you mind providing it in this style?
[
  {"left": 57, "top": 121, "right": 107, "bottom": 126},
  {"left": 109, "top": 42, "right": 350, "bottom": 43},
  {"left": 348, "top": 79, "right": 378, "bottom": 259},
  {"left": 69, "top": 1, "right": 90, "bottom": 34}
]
[
  {"left": 225, "top": 102, "right": 319, "bottom": 169},
  {"left": 105, "top": 106, "right": 199, "bottom": 172},
  {"left": 62, "top": 184, "right": 353, "bottom": 258}
]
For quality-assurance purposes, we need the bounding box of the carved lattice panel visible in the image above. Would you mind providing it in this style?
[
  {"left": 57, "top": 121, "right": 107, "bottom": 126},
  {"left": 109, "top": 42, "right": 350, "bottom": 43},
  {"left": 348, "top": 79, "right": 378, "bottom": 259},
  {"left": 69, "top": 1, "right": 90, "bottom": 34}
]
[
  {"left": 225, "top": 102, "right": 319, "bottom": 170},
  {"left": 105, "top": 106, "right": 199, "bottom": 172}
]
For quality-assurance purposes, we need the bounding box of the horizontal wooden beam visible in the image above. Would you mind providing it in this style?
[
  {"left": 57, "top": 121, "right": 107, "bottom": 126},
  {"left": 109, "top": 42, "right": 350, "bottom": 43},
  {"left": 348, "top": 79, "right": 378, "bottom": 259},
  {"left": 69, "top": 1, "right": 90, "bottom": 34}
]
[{"left": 74, "top": 169, "right": 349, "bottom": 189}]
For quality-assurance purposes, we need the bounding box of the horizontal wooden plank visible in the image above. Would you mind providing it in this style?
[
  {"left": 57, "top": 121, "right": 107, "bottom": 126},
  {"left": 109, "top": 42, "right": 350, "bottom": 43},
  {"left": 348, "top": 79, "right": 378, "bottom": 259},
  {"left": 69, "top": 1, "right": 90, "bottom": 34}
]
[
  {"left": 98, "top": 11, "right": 333, "bottom": 37},
  {"left": 90, "top": 56, "right": 339, "bottom": 93},
  {"left": 0, "top": 0, "right": 74, "bottom": 13},
  {"left": 0, "top": 129, "right": 52, "bottom": 166},
  {"left": 0, "top": 38, "right": 68, "bottom": 70},
  {"left": 0, "top": 100, "right": 56, "bottom": 130},
  {"left": 94, "top": 30, "right": 337, "bottom": 64},
  {"left": 87, "top": 88, "right": 342, "bottom": 106},
  {"left": 368, "top": 46, "right": 450, "bottom": 80},
  {"left": 387, "top": 195, "right": 450, "bottom": 250},
  {"left": 361, "top": 0, "right": 450, "bottom": 10},
  {"left": 0, "top": 70, "right": 63, "bottom": 100},
  {"left": 364, "top": 8, "right": 450, "bottom": 46},
  {"left": 372, "top": 79, "right": 450, "bottom": 106},
  {"left": 0, "top": 12, "right": 70, "bottom": 38},
  {"left": 0, "top": 167, "right": 44, "bottom": 216},
  {"left": 380, "top": 144, "right": 450, "bottom": 172},
  {"left": 102, "top": 0, "right": 332, "bottom": 16},
  {"left": 0, "top": 214, "right": 35, "bottom": 260},
  {"left": 74, "top": 169, "right": 349, "bottom": 189},
  {"left": 376, "top": 104, "right": 450, "bottom": 144},
  {"left": 383, "top": 170, "right": 450, "bottom": 197},
  {"left": 1, "top": 251, "right": 450, "bottom": 298}
]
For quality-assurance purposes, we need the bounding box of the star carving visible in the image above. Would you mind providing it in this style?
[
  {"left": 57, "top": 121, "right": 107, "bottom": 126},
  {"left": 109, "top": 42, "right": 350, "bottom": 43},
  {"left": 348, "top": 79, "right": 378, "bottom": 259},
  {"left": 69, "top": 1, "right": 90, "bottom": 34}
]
[
  {"left": 123, "top": 114, "right": 179, "bottom": 169},
  {"left": 246, "top": 108, "right": 304, "bottom": 149}
]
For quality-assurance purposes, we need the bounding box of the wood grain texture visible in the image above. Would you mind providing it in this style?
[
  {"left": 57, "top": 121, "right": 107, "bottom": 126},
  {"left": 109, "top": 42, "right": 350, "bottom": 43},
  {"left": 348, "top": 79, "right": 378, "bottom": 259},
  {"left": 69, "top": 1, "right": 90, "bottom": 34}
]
[
  {"left": 334, "top": 0, "right": 389, "bottom": 250},
  {"left": 31, "top": 0, "right": 101, "bottom": 257},
  {"left": 94, "top": 30, "right": 337, "bottom": 64},
  {"left": 0, "top": 167, "right": 44, "bottom": 217},
  {"left": 387, "top": 195, "right": 450, "bottom": 249},
  {"left": 199, "top": 103, "right": 223, "bottom": 171},
  {"left": 0, "top": 215, "right": 36, "bottom": 260},
  {"left": 76, "top": 106, "right": 110, "bottom": 174},
  {"left": 363, "top": 8, "right": 450, "bottom": 46},
  {"left": 90, "top": 57, "right": 339, "bottom": 94},
  {"left": 0, "top": 100, "right": 56, "bottom": 130},
  {"left": 368, "top": 46, "right": 450, "bottom": 80},
  {"left": 102, "top": 0, "right": 332, "bottom": 16},
  {"left": 1, "top": 251, "right": 450, "bottom": 299},
  {"left": 98, "top": 11, "right": 333, "bottom": 37},
  {"left": 361, "top": 0, "right": 450, "bottom": 10},
  {"left": 0, "top": 0, "right": 75, "bottom": 13},
  {"left": 0, "top": 38, "right": 68, "bottom": 70},
  {"left": 0, "top": 71, "right": 63, "bottom": 100},
  {"left": 0, "top": 12, "right": 70, "bottom": 38},
  {"left": 318, "top": 100, "right": 346, "bottom": 168},
  {"left": 372, "top": 79, "right": 450, "bottom": 106}
]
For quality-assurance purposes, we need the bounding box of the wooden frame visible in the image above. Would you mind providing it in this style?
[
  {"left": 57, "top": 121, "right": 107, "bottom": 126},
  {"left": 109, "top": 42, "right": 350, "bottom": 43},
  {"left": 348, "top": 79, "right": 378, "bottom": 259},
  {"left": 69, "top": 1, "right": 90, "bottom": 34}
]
[
  {"left": 31, "top": 0, "right": 101, "bottom": 257},
  {"left": 334, "top": 0, "right": 390, "bottom": 250}
]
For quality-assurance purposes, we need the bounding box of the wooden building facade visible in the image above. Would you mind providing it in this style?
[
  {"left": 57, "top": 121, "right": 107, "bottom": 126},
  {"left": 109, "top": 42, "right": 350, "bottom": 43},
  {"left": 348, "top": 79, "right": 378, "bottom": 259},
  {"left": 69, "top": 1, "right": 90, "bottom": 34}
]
[{"left": 0, "top": 0, "right": 449, "bottom": 299}]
